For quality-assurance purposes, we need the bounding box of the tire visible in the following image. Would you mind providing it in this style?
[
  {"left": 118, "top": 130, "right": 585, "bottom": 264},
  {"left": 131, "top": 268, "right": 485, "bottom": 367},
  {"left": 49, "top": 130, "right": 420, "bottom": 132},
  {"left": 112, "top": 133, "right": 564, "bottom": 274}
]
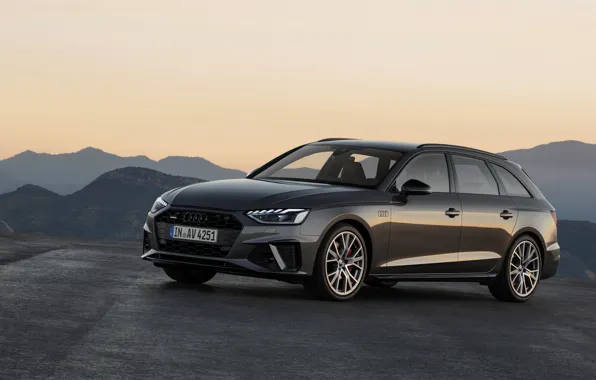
[
  {"left": 304, "top": 223, "right": 368, "bottom": 301},
  {"left": 365, "top": 279, "right": 398, "bottom": 289},
  {"left": 163, "top": 266, "right": 217, "bottom": 285},
  {"left": 488, "top": 235, "right": 542, "bottom": 302}
]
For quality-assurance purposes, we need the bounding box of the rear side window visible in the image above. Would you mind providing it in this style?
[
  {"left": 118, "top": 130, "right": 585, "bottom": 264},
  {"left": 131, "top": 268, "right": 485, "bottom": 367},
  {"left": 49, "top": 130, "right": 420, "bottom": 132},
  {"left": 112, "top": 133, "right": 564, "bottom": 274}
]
[
  {"left": 452, "top": 155, "right": 499, "bottom": 195},
  {"left": 395, "top": 153, "right": 450, "bottom": 193},
  {"left": 490, "top": 164, "right": 532, "bottom": 198}
]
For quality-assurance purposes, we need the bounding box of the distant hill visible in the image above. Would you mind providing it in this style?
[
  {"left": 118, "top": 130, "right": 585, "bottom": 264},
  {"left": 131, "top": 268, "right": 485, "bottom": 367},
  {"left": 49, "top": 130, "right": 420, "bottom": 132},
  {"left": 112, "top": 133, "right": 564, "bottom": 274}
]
[
  {"left": 0, "top": 167, "right": 201, "bottom": 240},
  {"left": 499, "top": 140, "right": 596, "bottom": 169},
  {"left": 498, "top": 140, "right": 596, "bottom": 222},
  {"left": 0, "top": 147, "right": 245, "bottom": 195},
  {"left": 2, "top": 140, "right": 596, "bottom": 222},
  {"left": 557, "top": 220, "right": 596, "bottom": 280},
  {"left": 0, "top": 220, "right": 13, "bottom": 235}
]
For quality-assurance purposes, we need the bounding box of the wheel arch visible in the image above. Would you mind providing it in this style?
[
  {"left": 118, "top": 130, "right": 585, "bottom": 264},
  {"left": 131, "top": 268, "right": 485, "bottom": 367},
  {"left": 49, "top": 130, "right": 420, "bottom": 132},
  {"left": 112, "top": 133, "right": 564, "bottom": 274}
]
[
  {"left": 319, "top": 215, "right": 374, "bottom": 275},
  {"left": 507, "top": 227, "right": 547, "bottom": 268}
]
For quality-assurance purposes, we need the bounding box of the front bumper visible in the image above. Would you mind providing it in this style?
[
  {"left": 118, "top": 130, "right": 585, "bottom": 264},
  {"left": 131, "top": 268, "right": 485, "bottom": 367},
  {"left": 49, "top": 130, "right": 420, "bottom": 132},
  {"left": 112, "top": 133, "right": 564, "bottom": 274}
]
[
  {"left": 141, "top": 206, "right": 321, "bottom": 283},
  {"left": 542, "top": 242, "right": 560, "bottom": 280}
]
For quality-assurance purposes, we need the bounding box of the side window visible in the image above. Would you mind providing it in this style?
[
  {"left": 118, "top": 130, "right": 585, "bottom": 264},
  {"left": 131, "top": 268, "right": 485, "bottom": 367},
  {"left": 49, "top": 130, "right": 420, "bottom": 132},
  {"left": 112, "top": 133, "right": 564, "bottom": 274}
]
[
  {"left": 452, "top": 155, "right": 499, "bottom": 195},
  {"left": 395, "top": 153, "right": 450, "bottom": 193},
  {"left": 490, "top": 164, "right": 532, "bottom": 198}
]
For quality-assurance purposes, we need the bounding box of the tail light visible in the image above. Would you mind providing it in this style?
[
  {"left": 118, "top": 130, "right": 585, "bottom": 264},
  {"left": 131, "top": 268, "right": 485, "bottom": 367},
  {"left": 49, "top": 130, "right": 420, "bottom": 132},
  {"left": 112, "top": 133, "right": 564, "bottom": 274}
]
[{"left": 551, "top": 210, "right": 558, "bottom": 226}]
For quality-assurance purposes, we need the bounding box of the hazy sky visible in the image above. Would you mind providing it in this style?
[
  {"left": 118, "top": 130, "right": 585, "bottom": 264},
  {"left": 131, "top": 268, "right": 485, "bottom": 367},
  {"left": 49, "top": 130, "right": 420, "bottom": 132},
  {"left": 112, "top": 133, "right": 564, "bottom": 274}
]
[{"left": 1, "top": 0, "right": 594, "bottom": 170}]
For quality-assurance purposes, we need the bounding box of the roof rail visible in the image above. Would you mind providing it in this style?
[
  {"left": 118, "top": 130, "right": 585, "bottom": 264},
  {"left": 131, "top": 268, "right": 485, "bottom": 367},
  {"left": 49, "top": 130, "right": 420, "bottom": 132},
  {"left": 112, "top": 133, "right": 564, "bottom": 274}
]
[
  {"left": 417, "top": 143, "right": 507, "bottom": 160},
  {"left": 316, "top": 137, "right": 359, "bottom": 142}
]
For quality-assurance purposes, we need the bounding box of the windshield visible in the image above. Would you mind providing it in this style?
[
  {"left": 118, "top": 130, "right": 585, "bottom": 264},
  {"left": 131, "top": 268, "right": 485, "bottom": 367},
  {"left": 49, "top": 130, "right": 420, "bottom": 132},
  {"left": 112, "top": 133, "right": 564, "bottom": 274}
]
[{"left": 253, "top": 144, "right": 404, "bottom": 188}]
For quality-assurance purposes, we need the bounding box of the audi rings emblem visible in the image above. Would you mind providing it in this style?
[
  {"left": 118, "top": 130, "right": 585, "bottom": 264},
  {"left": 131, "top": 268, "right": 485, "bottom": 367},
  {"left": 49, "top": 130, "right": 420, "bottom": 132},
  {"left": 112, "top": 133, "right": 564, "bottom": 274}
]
[{"left": 182, "top": 212, "right": 208, "bottom": 223}]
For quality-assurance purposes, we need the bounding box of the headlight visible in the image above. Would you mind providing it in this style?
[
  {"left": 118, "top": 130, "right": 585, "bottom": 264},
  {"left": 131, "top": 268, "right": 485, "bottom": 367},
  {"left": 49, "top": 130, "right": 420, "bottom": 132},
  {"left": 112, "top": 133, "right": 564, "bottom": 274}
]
[
  {"left": 150, "top": 196, "right": 168, "bottom": 214},
  {"left": 246, "top": 208, "right": 310, "bottom": 224}
]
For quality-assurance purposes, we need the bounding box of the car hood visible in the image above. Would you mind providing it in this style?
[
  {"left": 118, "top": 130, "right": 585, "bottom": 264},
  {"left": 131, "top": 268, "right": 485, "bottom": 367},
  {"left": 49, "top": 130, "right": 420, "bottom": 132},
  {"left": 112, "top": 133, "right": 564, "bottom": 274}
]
[{"left": 165, "top": 178, "right": 377, "bottom": 210}]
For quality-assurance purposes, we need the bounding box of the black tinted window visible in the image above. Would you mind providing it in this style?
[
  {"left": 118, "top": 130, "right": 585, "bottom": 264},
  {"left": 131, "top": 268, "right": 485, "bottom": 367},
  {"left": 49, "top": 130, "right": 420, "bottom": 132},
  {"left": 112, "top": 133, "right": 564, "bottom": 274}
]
[
  {"left": 395, "top": 153, "right": 450, "bottom": 193},
  {"left": 452, "top": 155, "right": 499, "bottom": 195},
  {"left": 490, "top": 164, "right": 531, "bottom": 197}
]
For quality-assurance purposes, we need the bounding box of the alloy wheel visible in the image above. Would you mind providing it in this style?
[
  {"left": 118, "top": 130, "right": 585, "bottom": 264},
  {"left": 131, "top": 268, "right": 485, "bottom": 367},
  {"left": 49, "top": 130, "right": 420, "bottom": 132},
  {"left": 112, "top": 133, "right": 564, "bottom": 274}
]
[
  {"left": 324, "top": 231, "right": 365, "bottom": 296},
  {"left": 509, "top": 240, "right": 540, "bottom": 297}
]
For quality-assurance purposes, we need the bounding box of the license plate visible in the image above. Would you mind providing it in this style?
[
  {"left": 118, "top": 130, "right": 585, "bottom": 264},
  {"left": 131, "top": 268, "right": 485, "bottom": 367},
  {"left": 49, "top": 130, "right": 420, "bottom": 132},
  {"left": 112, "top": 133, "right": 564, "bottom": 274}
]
[{"left": 169, "top": 225, "right": 218, "bottom": 243}]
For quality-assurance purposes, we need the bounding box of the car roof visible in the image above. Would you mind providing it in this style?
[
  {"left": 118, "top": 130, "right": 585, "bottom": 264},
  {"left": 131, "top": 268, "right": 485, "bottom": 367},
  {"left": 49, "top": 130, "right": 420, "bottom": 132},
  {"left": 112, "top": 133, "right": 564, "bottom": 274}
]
[
  {"left": 309, "top": 138, "right": 421, "bottom": 152},
  {"left": 309, "top": 138, "right": 508, "bottom": 161}
]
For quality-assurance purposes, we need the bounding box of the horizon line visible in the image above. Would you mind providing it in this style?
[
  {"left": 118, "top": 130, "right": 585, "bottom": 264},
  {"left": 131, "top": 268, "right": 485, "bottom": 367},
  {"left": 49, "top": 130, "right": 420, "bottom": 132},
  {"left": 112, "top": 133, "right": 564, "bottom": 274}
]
[{"left": 1, "top": 139, "right": 592, "bottom": 165}]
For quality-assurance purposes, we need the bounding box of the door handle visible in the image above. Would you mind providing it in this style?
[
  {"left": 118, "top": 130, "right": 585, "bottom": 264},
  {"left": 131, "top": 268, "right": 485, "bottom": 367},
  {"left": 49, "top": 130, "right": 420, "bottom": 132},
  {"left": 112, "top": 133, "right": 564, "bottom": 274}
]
[
  {"left": 500, "top": 210, "right": 514, "bottom": 220},
  {"left": 445, "top": 208, "right": 461, "bottom": 218}
]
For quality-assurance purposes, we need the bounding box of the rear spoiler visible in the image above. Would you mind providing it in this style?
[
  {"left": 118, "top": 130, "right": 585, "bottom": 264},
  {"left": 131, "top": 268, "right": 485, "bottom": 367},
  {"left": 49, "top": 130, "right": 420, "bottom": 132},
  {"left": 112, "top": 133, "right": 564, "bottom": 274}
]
[{"left": 509, "top": 161, "right": 533, "bottom": 180}]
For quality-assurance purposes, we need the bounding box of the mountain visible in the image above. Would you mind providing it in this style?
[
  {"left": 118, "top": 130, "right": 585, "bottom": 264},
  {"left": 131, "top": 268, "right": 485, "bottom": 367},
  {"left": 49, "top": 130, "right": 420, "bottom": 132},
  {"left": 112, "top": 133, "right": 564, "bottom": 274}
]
[
  {"left": 0, "top": 220, "right": 13, "bottom": 235},
  {"left": 499, "top": 140, "right": 596, "bottom": 169},
  {"left": 557, "top": 220, "right": 596, "bottom": 280},
  {"left": 0, "top": 167, "right": 202, "bottom": 240},
  {"left": 2, "top": 140, "right": 596, "bottom": 222},
  {"left": 499, "top": 140, "right": 596, "bottom": 222},
  {"left": 0, "top": 147, "right": 245, "bottom": 195}
]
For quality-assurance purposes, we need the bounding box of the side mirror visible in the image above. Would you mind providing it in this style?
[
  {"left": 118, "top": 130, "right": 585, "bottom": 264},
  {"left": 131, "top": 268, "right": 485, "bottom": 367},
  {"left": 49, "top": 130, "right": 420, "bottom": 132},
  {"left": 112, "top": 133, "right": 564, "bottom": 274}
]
[{"left": 401, "top": 179, "right": 432, "bottom": 196}]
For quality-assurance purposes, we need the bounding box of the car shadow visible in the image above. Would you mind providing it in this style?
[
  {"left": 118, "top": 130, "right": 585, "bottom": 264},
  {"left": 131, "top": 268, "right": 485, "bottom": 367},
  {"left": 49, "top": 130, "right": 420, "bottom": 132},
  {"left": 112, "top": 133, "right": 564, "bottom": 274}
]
[
  {"left": 355, "top": 285, "right": 494, "bottom": 303},
  {"left": 154, "top": 279, "right": 496, "bottom": 304}
]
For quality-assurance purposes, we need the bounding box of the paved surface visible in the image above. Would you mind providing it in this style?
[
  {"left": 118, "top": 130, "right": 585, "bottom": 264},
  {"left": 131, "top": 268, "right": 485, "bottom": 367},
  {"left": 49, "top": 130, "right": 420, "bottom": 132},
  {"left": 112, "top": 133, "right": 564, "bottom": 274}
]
[{"left": 1, "top": 236, "right": 596, "bottom": 380}]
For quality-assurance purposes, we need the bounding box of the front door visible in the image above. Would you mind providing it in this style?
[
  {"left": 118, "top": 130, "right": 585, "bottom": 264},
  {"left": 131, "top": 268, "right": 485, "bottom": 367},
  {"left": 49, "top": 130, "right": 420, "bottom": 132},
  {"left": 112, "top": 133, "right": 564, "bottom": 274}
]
[{"left": 386, "top": 153, "right": 463, "bottom": 274}]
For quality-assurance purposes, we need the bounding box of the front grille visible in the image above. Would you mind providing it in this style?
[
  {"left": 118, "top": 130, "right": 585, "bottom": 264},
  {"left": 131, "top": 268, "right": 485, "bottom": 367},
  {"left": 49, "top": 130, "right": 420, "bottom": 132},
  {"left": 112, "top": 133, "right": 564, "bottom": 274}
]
[
  {"left": 155, "top": 209, "right": 243, "bottom": 230},
  {"left": 154, "top": 209, "right": 243, "bottom": 258}
]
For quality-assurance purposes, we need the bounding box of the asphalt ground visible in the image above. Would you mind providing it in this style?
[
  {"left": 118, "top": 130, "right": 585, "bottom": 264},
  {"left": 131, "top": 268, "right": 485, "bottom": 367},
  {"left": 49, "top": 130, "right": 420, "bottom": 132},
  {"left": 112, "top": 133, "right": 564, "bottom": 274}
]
[{"left": 1, "top": 235, "right": 595, "bottom": 380}]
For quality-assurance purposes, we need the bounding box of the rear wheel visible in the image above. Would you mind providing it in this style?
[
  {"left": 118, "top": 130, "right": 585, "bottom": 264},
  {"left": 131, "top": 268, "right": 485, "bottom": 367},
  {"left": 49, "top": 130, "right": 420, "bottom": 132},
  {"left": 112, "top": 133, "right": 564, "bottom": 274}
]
[
  {"left": 488, "top": 236, "right": 542, "bottom": 302},
  {"left": 162, "top": 266, "right": 217, "bottom": 284},
  {"left": 304, "top": 224, "right": 368, "bottom": 301}
]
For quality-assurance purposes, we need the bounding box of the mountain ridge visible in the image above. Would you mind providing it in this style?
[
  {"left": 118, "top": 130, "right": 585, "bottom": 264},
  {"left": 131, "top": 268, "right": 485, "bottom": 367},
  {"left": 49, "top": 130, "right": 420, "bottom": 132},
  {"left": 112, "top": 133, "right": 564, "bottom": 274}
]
[
  {"left": 0, "top": 167, "right": 202, "bottom": 240},
  {"left": 2, "top": 139, "right": 596, "bottom": 221},
  {"left": 0, "top": 146, "right": 245, "bottom": 195}
]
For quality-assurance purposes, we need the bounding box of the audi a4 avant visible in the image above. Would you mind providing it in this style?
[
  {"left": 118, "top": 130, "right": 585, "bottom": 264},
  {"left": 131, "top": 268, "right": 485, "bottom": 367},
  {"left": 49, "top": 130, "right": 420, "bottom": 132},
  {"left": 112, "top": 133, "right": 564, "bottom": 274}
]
[{"left": 141, "top": 138, "right": 560, "bottom": 302}]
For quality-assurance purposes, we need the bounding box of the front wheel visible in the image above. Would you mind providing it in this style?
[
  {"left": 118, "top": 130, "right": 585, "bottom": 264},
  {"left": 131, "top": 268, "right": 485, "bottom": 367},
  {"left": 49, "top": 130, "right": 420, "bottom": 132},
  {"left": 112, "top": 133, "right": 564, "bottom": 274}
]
[
  {"left": 488, "top": 236, "right": 542, "bottom": 302},
  {"left": 304, "top": 224, "right": 368, "bottom": 301},
  {"left": 162, "top": 266, "right": 217, "bottom": 285}
]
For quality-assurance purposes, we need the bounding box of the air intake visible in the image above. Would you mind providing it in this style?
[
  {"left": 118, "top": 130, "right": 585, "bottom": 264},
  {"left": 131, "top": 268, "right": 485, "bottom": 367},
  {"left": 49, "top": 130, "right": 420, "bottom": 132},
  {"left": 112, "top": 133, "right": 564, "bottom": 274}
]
[{"left": 248, "top": 243, "right": 301, "bottom": 272}]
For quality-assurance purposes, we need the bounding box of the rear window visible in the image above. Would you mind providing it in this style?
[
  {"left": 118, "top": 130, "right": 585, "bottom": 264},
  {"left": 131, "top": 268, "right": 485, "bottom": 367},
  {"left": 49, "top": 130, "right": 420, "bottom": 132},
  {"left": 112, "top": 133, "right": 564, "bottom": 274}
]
[{"left": 490, "top": 164, "right": 532, "bottom": 198}]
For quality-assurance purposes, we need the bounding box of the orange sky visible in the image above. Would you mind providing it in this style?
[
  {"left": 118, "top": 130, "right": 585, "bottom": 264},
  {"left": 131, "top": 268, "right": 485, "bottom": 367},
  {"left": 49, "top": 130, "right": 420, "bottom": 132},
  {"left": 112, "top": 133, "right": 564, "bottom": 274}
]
[{"left": 0, "top": 0, "right": 594, "bottom": 170}]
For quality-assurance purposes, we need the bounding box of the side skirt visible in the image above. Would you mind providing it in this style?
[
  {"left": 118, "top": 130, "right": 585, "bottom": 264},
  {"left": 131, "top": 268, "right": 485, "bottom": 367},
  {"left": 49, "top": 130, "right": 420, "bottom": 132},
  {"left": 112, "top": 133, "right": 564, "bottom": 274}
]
[{"left": 368, "top": 272, "right": 497, "bottom": 283}]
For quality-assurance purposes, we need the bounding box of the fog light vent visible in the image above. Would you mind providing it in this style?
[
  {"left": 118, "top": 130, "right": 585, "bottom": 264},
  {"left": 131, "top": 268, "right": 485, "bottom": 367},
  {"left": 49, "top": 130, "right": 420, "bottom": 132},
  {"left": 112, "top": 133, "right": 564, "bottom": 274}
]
[
  {"left": 270, "top": 243, "right": 301, "bottom": 272},
  {"left": 143, "top": 231, "right": 152, "bottom": 253},
  {"left": 247, "top": 245, "right": 279, "bottom": 271},
  {"left": 247, "top": 243, "right": 301, "bottom": 272}
]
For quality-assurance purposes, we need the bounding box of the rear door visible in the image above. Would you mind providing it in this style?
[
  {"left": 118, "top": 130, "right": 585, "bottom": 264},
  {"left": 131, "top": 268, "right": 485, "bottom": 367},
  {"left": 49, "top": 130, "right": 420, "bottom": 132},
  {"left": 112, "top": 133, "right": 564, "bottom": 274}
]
[{"left": 450, "top": 154, "right": 518, "bottom": 273}]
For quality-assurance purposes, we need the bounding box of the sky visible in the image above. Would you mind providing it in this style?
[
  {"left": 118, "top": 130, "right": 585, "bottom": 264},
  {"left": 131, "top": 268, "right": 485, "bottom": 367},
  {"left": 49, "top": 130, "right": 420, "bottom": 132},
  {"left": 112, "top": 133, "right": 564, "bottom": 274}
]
[{"left": 0, "top": 0, "right": 594, "bottom": 171}]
